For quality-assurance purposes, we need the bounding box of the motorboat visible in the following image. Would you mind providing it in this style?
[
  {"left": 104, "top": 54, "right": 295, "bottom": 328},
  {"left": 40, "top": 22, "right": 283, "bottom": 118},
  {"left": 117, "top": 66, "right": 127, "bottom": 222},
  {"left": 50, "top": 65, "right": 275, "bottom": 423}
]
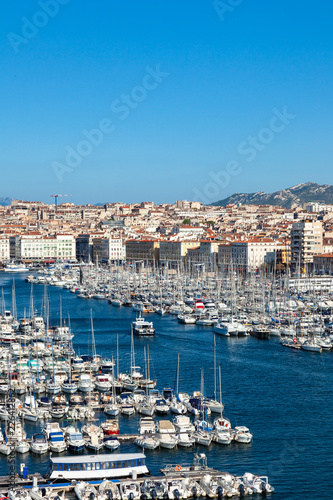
[
  {"left": 104, "top": 437, "right": 121, "bottom": 450},
  {"left": 119, "top": 482, "right": 141, "bottom": 500},
  {"left": 170, "top": 400, "right": 187, "bottom": 415},
  {"left": 233, "top": 426, "right": 253, "bottom": 444},
  {"left": 155, "top": 398, "right": 170, "bottom": 415},
  {"left": 86, "top": 432, "right": 105, "bottom": 452},
  {"left": 30, "top": 433, "right": 49, "bottom": 454},
  {"left": 135, "top": 434, "right": 160, "bottom": 450},
  {"left": 104, "top": 403, "right": 120, "bottom": 417},
  {"left": 131, "top": 314, "right": 155, "bottom": 336},
  {"left": 138, "top": 416, "right": 156, "bottom": 435},
  {"left": 177, "top": 433, "right": 195, "bottom": 447},
  {"left": 192, "top": 429, "right": 212, "bottom": 446},
  {"left": 75, "top": 482, "right": 99, "bottom": 500},
  {"left": 101, "top": 419, "right": 119, "bottom": 436},
  {"left": 99, "top": 480, "right": 121, "bottom": 500},
  {"left": 212, "top": 429, "right": 233, "bottom": 445},
  {"left": 301, "top": 339, "right": 322, "bottom": 352},
  {"left": 78, "top": 373, "right": 95, "bottom": 392},
  {"left": 173, "top": 415, "right": 195, "bottom": 433},
  {"left": 156, "top": 420, "right": 178, "bottom": 449},
  {"left": 94, "top": 374, "right": 112, "bottom": 392},
  {"left": 67, "top": 429, "right": 85, "bottom": 453},
  {"left": 242, "top": 473, "right": 275, "bottom": 494}
]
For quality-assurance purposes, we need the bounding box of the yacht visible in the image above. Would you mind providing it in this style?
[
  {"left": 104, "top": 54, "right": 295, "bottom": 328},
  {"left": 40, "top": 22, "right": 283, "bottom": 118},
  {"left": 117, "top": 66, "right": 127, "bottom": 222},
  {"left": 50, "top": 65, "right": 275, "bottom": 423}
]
[
  {"left": 78, "top": 373, "right": 95, "bottom": 392},
  {"left": 67, "top": 428, "right": 85, "bottom": 453},
  {"left": 30, "top": 433, "right": 49, "bottom": 454},
  {"left": 94, "top": 374, "right": 112, "bottom": 392},
  {"left": 131, "top": 315, "right": 155, "bottom": 336}
]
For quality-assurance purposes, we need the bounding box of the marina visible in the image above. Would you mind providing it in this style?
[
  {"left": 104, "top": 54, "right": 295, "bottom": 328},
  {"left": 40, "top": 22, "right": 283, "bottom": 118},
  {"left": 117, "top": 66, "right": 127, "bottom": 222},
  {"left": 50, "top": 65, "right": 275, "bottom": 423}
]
[{"left": 0, "top": 266, "right": 333, "bottom": 498}]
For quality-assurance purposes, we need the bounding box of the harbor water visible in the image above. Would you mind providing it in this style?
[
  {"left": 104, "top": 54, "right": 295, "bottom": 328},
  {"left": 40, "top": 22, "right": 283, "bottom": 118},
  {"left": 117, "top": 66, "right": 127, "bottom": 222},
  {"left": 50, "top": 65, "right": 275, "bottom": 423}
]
[{"left": 0, "top": 272, "right": 332, "bottom": 499}]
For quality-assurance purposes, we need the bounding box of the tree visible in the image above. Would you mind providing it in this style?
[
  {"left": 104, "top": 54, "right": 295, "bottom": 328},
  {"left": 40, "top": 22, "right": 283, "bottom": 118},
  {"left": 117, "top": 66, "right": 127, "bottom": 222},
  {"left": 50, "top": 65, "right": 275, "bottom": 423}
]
[{"left": 183, "top": 218, "right": 191, "bottom": 225}]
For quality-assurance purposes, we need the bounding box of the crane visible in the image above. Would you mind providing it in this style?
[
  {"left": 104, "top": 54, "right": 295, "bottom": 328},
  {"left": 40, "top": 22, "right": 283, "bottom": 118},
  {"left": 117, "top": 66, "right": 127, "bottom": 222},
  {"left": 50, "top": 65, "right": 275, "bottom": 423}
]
[{"left": 50, "top": 194, "right": 71, "bottom": 211}]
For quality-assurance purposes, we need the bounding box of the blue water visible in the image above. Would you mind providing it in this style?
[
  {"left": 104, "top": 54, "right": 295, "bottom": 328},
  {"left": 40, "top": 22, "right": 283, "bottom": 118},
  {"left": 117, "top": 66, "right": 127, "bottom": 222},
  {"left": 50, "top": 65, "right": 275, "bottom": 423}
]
[{"left": 0, "top": 272, "right": 332, "bottom": 499}]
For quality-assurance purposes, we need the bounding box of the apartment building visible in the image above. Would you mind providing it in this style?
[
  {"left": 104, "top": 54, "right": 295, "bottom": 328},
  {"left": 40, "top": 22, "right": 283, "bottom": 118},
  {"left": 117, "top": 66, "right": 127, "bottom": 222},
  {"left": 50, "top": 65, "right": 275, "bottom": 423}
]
[
  {"left": 100, "top": 237, "right": 125, "bottom": 263},
  {"left": 218, "top": 238, "right": 277, "bottom": 271},
  {"left": 0, "top": 237, "right": 10, "bottom": 262},
  {"left": 11, "top": 233, "right": 76, "bottom": 261},
  {"left": 313, "top": 253, "right": 333, "bottom": 274},
  {"left": 290, "top": 220, "right": 323, "bottom": 270},
  {"left": 126, "top": 240, "right": 160, "bottom": 264},
  {"left": 159, "top": 241, "right": 200, "bottom": 267}
]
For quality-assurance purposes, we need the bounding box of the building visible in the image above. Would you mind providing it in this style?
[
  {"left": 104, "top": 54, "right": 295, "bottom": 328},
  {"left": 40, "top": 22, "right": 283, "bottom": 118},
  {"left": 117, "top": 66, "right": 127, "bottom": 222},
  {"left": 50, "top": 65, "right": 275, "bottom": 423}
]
[
  {"left": 313, "top": 253, "right": 333, "bottom": 274},
  {"left": 198, "top": 241, "right": 218, "bottom": 270},
  {"left": 0, "top": 237, "right": 10, "bottom": 263},
  {"left": 290, "top": 220, "right": 323, "bottom": 270},
  {"left": 12, "top": 233, "right": 76, "bottom": 262},
  {"left": 76, "top": 234, "right": 94, "bottom": 262},
  {"left": 172, "top": 225, "right": 204, "bottom": 237},
  {"left": 217, "top": 239, "right": 277, "bottom": 271},
  {"left": 159, "top": 241, "right": 199, "bottom": 267},
  {"left": 125, "top": 240, "right": 160, "bottom": 264},
  {"left": 304, "top": 202, "right": 333, "bottom": 213},
  {"left": 217, "top": 243, "right": 232, "bottom": 271},
  {"left": 101, "top": 237, "right": 125, "bottom": 263}
]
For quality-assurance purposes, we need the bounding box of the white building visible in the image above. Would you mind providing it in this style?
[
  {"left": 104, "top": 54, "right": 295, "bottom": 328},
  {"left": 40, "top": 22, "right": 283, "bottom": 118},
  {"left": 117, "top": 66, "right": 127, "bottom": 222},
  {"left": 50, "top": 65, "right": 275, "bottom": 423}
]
[
  {"left": 14, "top": 233, "right": 76, "bottom": 261},
  {"left": 101, "top": 237, "right": 125, "bottom": 262},
  {"left": 304, "top": 202, "right": 333, "bottom": 213},
  {"left": 0, "top": 237, "right": 10, "bottom": 262},
  {"left": 290, "top": 220, "right": 323, "bottom": 269},
  {"left": 218, "top": 238, "right": 277, "bottom": 270}
]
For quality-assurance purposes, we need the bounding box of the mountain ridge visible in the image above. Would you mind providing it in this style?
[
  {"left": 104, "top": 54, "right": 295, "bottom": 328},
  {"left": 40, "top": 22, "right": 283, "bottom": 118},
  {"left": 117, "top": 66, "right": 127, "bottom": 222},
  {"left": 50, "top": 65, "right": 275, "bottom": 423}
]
[{"left": 212, "top": 182, "right": 333, "bottom": 209}]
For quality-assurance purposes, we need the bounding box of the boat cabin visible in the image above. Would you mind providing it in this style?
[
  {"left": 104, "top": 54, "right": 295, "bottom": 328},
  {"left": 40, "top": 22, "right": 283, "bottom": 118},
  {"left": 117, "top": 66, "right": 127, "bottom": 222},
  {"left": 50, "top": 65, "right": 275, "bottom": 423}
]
[{"left": 49, "top": 453, "right": 148, "bottom": 480}]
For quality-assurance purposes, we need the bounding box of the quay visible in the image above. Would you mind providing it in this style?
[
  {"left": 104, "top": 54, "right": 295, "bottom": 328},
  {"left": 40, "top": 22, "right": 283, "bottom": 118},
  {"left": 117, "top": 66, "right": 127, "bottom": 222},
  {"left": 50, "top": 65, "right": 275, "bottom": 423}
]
[{"left": 0, "top": 453, "right": 274, "bottom": 497}]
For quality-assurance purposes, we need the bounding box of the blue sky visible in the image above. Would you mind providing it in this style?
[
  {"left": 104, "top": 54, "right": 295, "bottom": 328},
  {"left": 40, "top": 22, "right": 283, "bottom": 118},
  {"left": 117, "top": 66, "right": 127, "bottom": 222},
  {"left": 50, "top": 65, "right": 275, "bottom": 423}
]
[{"left": 1, "top": 0, "right": 333, "bottom": 204}]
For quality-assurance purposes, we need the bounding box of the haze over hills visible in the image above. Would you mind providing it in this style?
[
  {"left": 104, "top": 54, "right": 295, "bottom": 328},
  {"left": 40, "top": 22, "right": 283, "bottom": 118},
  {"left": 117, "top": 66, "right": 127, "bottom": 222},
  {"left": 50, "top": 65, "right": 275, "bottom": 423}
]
[
  {"left": 0, "top": 197, "right": 12, "bottom": 206},
  {"left": 212, "top": 183, "right": 333, "bottom": 209}
]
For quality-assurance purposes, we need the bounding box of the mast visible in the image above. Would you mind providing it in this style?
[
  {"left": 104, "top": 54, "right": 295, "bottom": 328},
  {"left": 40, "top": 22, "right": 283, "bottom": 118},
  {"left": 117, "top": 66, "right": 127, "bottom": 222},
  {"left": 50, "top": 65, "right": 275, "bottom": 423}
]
[
  {"left": 90, "top": 309, "right": 96, "bottom": 360},
  {"left": 12, "top": 279, "right": 17, "bottom": 321},
  {"left": 116, "top": 334, "right": 119, "bottom": 380},
  {"left": 219, "top": 365, "right": 223, "bottom": 417},
  {"left": 29, "top": 282, "right": 34, "bottom": 319},
  {"left": 213, "top": 335, "right": 217, "bottom": 399},
  {"left": 59, "top": 295, "right": 62, "bottom": 328},
  {"left": 176, "top": 353, "right": 180, "bottom": 395},
  {"left": 1, "top": 288, "right": 5, "bottom": 315}
]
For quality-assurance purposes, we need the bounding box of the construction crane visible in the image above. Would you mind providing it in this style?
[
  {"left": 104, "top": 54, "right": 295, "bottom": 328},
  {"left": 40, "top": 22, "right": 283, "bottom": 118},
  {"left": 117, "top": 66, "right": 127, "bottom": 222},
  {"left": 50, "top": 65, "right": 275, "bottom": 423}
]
[{"left": 50, "top": 194, "right": 71, "bottom": 211}]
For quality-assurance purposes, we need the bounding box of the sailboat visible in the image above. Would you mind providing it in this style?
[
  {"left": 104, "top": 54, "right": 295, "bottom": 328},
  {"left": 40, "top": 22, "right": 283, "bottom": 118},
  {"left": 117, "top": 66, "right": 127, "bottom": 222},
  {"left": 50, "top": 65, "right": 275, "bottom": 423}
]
[
  {"left": 212, "top": 366, "right": 233, "bottom": 445},
  {"left": 119, "top": 330, "right": 142, "bottom": 391},
  {"left": 205, "top": 337, "right": 224, "bottom": 414},
  {"left": 170, "top": 354, "right": 187, "bottom": 415},
  {"left": 62, "top": 315, "right": 78, "bottom": 394}
]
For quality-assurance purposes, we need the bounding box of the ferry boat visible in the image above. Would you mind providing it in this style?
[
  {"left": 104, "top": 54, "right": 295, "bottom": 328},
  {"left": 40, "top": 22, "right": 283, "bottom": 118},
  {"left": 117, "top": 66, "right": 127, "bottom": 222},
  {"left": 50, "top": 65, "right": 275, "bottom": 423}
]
[
  {"left": 4, "top": 263, "right": 30, "bottom": 272},
  {"left": 48, "top": 453, "right": 149, "bottom": 480},
  {"left": 131, "top": 315, "right": 155, "bottom": 336}
]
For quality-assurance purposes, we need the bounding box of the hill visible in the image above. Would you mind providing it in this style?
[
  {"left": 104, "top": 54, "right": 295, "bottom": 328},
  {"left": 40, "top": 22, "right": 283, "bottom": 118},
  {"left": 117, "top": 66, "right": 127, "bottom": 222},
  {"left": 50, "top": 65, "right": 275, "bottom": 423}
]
[
  {"left": 0, "top": 197, "right": 12, "bottom": 206},
  {"left": 212, "top": 183, "right": 333, "bottom": 209}
]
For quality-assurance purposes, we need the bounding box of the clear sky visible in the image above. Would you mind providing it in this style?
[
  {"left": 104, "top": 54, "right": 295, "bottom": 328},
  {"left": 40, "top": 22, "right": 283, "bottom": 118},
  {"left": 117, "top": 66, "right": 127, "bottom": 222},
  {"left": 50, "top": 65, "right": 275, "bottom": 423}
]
[{"left": 1, "top": 0, "right": 333, "bottom": 205}]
